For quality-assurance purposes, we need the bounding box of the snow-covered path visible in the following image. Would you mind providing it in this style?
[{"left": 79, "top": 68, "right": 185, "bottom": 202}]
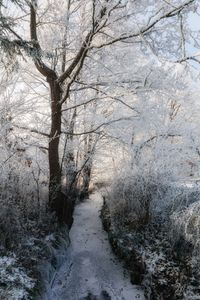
[{"left": 51, "top": 193, "right": 145, "bottom": 300}]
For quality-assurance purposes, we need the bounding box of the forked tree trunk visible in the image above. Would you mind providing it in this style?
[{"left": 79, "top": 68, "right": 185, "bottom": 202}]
[{"left": 29, "top": 0, "right": 100, "bottom": 223}]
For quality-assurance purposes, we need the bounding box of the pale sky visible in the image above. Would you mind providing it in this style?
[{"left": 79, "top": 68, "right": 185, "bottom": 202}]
[{"left": 188, "top": 11, "right": 200, "bottom": 31}]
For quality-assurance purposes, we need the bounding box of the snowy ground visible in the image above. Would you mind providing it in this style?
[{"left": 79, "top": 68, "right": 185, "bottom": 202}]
[{"left": 50, "top": 192, "right": 145, "bottom": 300}]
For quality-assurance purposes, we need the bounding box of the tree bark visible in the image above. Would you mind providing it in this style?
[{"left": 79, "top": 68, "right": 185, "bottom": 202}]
[
  {"left": 48, "top": 77, "right": 62, "bottom": 218},
  {"left": 82, "top": 163, "right": 92, "bottom": 198},
  {"left": 81, "top": 133, "right": 94, "bottom": 198}
]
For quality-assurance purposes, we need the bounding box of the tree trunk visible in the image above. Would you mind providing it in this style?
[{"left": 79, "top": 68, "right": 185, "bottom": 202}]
[
  {"left": 81, "top": 134, "right": 94, "bottom": 199},
  {"left": 29, "top": 2, "right": 77, "bottom": 225},
  {"left": 82, "top": 163, "right": 92, "bottom": 198},
  {"left": 48, "top": 77, "right": 62, "bottom": 218},
  {"left": 47, "top": 78, "right": 74, "bottom": 226}
]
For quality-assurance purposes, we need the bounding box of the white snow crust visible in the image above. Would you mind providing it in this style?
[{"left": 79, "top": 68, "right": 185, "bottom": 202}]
[{"left": 50, "top": 193, "right": 145, "bottom": 300}]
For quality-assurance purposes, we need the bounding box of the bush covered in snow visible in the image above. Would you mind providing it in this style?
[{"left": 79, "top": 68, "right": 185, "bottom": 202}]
[
  {"left": 108, "top": 165, "right": 200, "bottom": 228},
  {"left": 105, "top": 163, "right": 200, "bottom": 299},
  {"left": 171, "top": 201, "right": 200, "bottom": 266},
  {"left": 0, "top": 148, "right": 65, "bottom": 299},
  {"left": 109, "top": 172, "right": 152, "bottom": 227},
  {"left": 0, "top": 255, "right": 35, "bottom": 300},
  {"left": 108, "top": 168, "right": 176, "bottom": 228}
]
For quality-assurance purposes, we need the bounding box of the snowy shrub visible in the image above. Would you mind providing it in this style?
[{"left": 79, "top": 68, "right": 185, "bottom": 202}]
[
  {"left": 0, "top": 255, "right": 35, "bottom": 300},
  {"left": 169, "top": 201, "right": 200, "bottom": 290},
  {"left": 171, "top": 201, "right": 200, "bottom": 257},
  {"left": 152, "top": 182, "right": 200, "bottom": 218},
  {"left": 0, "top": 159, "right": 54, "bottom": 251},
  {"left": 108, "top": 164, "right": 200, "bottom": 230},
  {"left": 0, "top": 198, "right": 23, "bottom": 249},
  {"left": 108, "top": 169, "right": 171, "bottom": 228}
]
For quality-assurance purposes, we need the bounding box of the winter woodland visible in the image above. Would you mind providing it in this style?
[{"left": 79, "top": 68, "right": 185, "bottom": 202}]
[{"left": 0, "top": 0, "right": 200, "bottom": 299}]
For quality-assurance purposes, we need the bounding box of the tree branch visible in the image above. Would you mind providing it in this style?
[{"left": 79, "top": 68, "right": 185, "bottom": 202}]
[
  {"left": 61, "top": 96, "right": 107, "bottom": 112},
  {"left": 135, "top": 133, "right": 182, "bottom": 159},
  {"left": 61, "top": 117, "right": 133, "bottom": 136},
  {"left": 176, "top": 54, "right": 200, "bottom": 64},
  {"left": 30, "top": 2, "right": 57, "bottom": 79},
  {"left": 58, "top": 0, "right": 112, "bottom": 85},
  {"left": 91, "top": 0, "right": 195, "bottom": 49},
  {"left": 13, "top": 124, "right": 50, "bottom": 137}
]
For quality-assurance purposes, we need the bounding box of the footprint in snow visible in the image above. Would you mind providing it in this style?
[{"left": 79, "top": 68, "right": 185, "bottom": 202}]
[{"left": 82, "top": 290, "right": 111, "bottom": 300}]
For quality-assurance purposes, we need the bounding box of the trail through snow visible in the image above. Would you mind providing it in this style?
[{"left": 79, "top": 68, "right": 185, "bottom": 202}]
[{"left": 51, "top": 192, "right": 145, "bottom": 300}]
